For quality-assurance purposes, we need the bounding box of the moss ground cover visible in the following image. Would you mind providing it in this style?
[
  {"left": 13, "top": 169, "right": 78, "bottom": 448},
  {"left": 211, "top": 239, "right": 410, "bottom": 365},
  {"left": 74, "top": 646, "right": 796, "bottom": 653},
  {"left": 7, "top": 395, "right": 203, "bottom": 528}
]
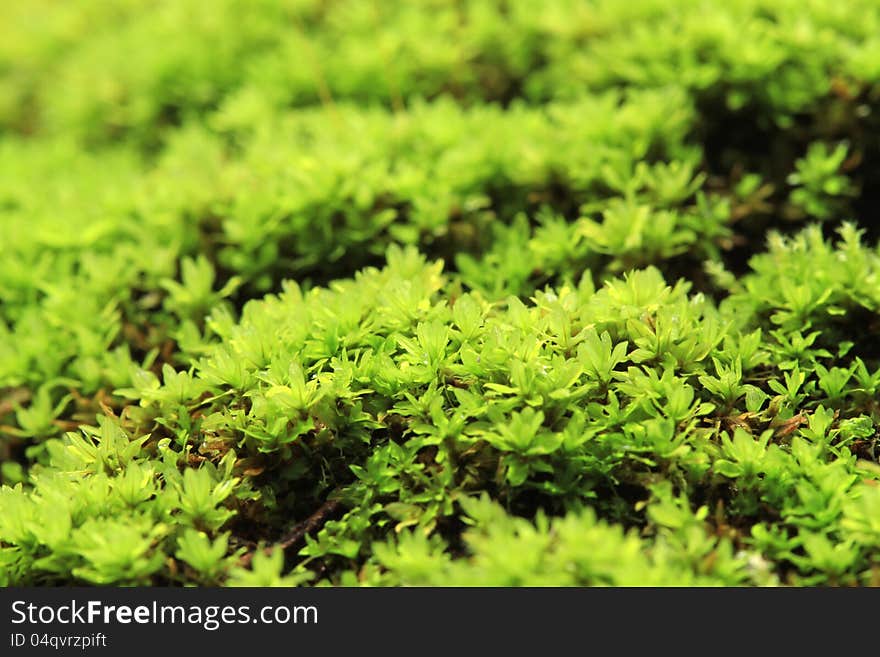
[{"left": 3, "top": 0, "right": 880, "bottom": 586}]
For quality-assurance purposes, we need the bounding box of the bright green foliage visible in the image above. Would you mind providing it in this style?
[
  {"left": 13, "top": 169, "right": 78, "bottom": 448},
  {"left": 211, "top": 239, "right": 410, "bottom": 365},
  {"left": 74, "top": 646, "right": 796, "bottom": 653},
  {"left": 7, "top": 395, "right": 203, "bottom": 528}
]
[
  {"left": 3, "top": 0, "right": 880, "bottom": 588},
  {"left": 788, "top": 143, "right": 856, "bottom": 220},
  {"left": 369, "top": 494, "right": 747, "bottom": 586},
  {"left": 724, "top": 224, "right": 880, "bottom": 338}
]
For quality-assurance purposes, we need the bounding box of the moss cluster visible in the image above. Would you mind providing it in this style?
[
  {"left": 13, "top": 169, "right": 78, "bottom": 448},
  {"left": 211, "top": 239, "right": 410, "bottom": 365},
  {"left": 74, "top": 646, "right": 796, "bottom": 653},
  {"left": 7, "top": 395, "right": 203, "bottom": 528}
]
[{"left": 3, "top": 0, "right": 880, "bottom": 586}]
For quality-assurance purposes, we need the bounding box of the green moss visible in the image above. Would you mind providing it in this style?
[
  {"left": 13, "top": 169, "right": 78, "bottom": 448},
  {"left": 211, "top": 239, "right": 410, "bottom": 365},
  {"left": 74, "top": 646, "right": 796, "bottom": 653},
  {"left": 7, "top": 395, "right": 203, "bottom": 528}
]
[{"left": 3, "top": 0, "right": 880, "bottom": 587}]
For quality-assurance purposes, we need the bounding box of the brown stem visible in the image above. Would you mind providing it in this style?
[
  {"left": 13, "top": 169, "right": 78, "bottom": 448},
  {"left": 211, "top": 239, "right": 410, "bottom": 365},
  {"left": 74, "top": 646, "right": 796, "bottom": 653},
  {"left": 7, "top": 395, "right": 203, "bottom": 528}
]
[{"left": 238, "top": 498, "right": 342, "bottom": 569}]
